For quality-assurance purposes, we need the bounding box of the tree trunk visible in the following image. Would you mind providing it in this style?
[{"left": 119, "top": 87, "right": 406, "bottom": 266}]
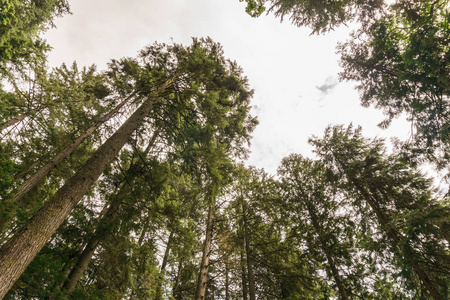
[
  {"left": 173, "top": 258, "right": 183, "bottom": 300},
  {"left": 0, "top": 114, "right": 27, "bottom": 132},
  {"left": 61, "top": 121, "right": 159, "bottom": 295},
  {"left": 0, "top": 78, "right": 173, "bottom": 298},
  {"left": 62, "top": 200, "right": 121, "bottom": 293},
  {"left": 225, "top": 256, "right": 230, "bottom": 300},
  {"left": 353, "top": 180, "right": 442, "bottom": 300},
  {"left": 242, "top": 204, "right": 256, "bottom": 300},
  {"left": 195, "top": 202, "right": 215, "bottom": 300},
  {"left": 0, "top": 92, "right": 137, "bottom": 234},
  {"left": 240, "top": 249, "right": 248, "bottom": 300},
  {"left": 160, "top": 230, "right": 174, "bottom": 273},
  {"left": 12, "top": 91, "right": 136, "bottom": 204},
  {"left": 155, "top": 229, "right": 174, "bottom": 300},
  {"left": 306, "top": 202, "right": 348, "bottom": 300}
]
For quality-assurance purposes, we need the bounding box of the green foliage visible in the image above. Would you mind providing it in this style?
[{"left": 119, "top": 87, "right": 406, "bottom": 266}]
[
  {"left": 241, "top": 0, "right": 385, "bottom": 34},
  {"left": 0, "top": 0, "right": 70, "bottom": 75},
  {"left": 310, "top": 124, "right": 450, "bottom": 298},
  {"left": 338, "top": 0, "right": 450, "bottom": 170}
]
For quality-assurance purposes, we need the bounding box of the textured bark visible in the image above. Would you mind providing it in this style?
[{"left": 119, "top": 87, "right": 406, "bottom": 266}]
[
  {"left": 225, "top": 256, "right": 230, "bottom": 300},
  {"left": 62, "top": 131, "right": 157, "bottom": 295},
  {"left": 14, "top": 160, "right": 39, "bottom": 180},
  {"left": 195, "top": 202, "right": 215, "bottom": 300},
  {"left": 161, "top": 230, "right": 174, "bottom": 273},
  {"left": 242, "top": 205, "right": 256, "bottom": 300},
  {"left": 0, "top": 92, "right": 137, "bottom": 234},
  {"left": 11, "top": 91, "right": 136, "bottom": 204},
  {"left": 240, "top": 249, "right": 248, "bottom": 300},
  {"left": 306, "top": 202, "right": 348, "bottom": 300},
  {"left": 353, "top": 180, "right": 442, "bottom": 300},
  {"left": 0, "top": 114, "right": 27, "bottom": 131},
  {"left": 0, "top": 78, "right": 172, "bottom": 298},
  {"left": 173, "top": 258, "right": 183, "bottom": 300}
]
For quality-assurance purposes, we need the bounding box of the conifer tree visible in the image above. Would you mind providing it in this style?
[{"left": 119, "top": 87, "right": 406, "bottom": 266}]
[{"left": 310, "top": 125, "right": 450, "bottom": 300}]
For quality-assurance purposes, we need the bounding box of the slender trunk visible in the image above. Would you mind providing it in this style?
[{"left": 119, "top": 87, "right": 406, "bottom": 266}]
[
  {"left": 0, "top": 78, "right": 173, "bottom": 298},
  {"left": 161, "top": 230, "right": 174, "bottom": 273},
  {"left": 0, "top": 92, "right": 137, "bottom": 234},
  {"left": 306, "top": 203, "right": 348, "bottom": 300},
  {"left": 62, "top": 127, "right": 159, "bottom": 294},
  {"left": 138, "top": 215, "right": 150, "bottom": 246},
  {"left": 195, "top": 202, "right": 215, "bottom": 300},
  {"left": 11, "top": 91, "right": 136, "bottom": 204},
  {"left": 240, "top": 249, "right": 248, "bottom": 300},
  {"left": 155, "top": 230, "right": 174, "bottom": 300},
  {"left": 353, "top": 180, "right": 442, "bottom": 300},
  {"left": 172, "top": 258, "right": 183, "bottom": 300},
  {"left": 14, "top": 160, "right": 39, "bottom": 180},
  {"left": 62, "top": 200, "right": 121, "bottom": 293},
  {"left": 242, "top": 204, "right": 256, "bottom": 300},
  {"left": 225, "top": 256, "right": 230, "bottom": 300},
  {"left": 0, "top": 114, "right": 27, "bottom": 131}
]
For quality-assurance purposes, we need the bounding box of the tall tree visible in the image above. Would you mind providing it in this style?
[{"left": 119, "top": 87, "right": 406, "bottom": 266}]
[
  {"left": 310, "top": 125, "right": 450, "bottom": 299},
  {"left": 0, "top": 37, "right": 257, "bottom": 298},
  {"left": 0, "top": 76, "right": 174, "bottom": 298},
  {"left": 338, "top": 0, "right": 450, "bottom": 170}
]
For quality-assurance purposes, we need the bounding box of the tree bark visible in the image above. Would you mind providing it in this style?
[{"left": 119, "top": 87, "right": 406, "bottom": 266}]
[
  {"left": 0, "top": 114, "right": 27, "bottom": 132},
  {"left": 0, "top": 78, "right": 173, "bottom": 298},
  {"left": 195, "top": 201, "right": 215, "bottom": 300},
  {"left": 11, "top": 91, "right": 136, "bottom": 204},
  {"left": 0, "top": 92, "right": 137, "bottom": 234},
  {"left": 62, "top": 131, "right": 158, "bottom": 295},
  {"left": 242, "top": 204, "right": 256, "bottom": 300},
  {"left": 172, "top": 258, "right": 183, "bottom": 300},
  {"left": 240, "top": 249, "right": 248, "bottom": 300},
  {"left": 155, "top": 229, "right": 174, "bottom": 300},
  {"left": 225, "top": 256, "right": 230, "bottom": 300}
]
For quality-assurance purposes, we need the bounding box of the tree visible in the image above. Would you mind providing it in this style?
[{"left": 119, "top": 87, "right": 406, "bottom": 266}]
[
  {"left": 240, "top": 0, "right": 385, "bottom": 34},
  {"left": 0, "top": 0, "right": 70, "bottom": 75},
  {"left": 278, "top": 154, "right": 351, "bottom": 299},
  {"left": 0, "top": 76, "right": 174, "bottom": 298},
  {"left": 0, "top": 37, "right": 257, "bottom": 298},
  {"left": 0, "top": 63, "right": 124, "bottom": 234},
  {"left": 338, "top": 0, "right": 450, "bottom": 171},
  {"left": 310, "top": 125, "right": 450, "bottom": 299}
]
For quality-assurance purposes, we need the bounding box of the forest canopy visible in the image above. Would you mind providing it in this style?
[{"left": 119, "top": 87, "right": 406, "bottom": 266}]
[{"left": 0, "top": 0, "right": 449, "bottom": 299}]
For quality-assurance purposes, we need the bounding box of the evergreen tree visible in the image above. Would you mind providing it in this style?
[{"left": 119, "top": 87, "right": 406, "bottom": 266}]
[{"left": 310, "top": 125, "right": 450, "bottom": 299}]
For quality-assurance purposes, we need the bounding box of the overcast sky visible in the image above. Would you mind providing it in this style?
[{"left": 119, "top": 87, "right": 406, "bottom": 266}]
[{"left": 43, "top": 0, "right": 411, "bottom": 175}]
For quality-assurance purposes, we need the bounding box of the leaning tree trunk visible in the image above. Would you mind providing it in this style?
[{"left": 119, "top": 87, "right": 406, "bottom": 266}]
[
  {"left": 0, "top": 114, "right": 27, "bottom": 132},
  {"left": 0, "top": 78, "right": 173, "bottom": 298},
  {"left": 173, "top": 258, "right": 184, "bottom": 300},
  {"left": 62, "top": 199, "right": 121, "bottom": 293},
  {"left": 12, "top": 91, "right": 136, "bottom": 204},
  {"left": 195, "top": 201, "right": 215, "bottom": 300},
  {"left": 225, "top": 255, "right": 230, "bottom": 300},
  {"left": 0, "top": 92, "right": 137, "bottom": 234},
  {"left": 61, "top": 133, "right": 157, "bottom": 294}
]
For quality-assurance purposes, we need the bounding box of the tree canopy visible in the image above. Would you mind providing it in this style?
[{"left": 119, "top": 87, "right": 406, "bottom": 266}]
[{"left": 0, "top": 1, "right": 449, "bottom": 299}]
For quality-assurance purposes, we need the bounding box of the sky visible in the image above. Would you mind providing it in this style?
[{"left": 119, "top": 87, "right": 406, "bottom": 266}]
[{"left": 43, "top": 0, "right": 412, "bottom": 175}]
